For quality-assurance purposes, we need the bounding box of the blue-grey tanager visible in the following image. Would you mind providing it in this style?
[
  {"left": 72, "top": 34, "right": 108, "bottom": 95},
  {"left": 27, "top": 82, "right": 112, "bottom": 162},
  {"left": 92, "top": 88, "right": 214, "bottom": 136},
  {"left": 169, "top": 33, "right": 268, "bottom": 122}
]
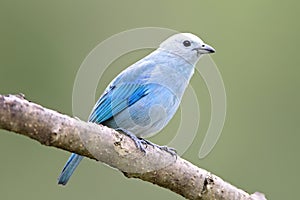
[{"left": 58, "top": 33, "right": 215, "bottom": 185}]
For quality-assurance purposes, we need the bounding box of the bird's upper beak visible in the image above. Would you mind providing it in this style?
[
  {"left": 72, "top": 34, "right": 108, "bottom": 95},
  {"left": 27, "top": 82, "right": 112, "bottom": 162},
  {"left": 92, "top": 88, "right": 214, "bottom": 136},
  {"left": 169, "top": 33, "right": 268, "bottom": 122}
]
[{"left": 193, "top": 44, "right": 216, "bottom": 55}]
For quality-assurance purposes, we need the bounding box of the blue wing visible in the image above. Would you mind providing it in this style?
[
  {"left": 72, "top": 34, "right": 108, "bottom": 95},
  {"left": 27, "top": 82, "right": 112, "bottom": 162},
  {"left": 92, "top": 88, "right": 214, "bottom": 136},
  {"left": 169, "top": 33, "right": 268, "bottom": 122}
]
[
  {"left": 88, "top": 60, "right": 156, "bottom": 124},
  {"left": 88, "top": 83, "right": 152, "bottom": 124}
]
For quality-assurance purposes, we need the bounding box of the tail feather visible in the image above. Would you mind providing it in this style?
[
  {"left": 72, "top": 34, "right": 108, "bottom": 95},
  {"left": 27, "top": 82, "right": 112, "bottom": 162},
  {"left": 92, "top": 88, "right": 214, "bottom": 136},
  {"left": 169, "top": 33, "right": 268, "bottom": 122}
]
[{"left": 58, "top": 153, "right": 83, "bottom": 185}]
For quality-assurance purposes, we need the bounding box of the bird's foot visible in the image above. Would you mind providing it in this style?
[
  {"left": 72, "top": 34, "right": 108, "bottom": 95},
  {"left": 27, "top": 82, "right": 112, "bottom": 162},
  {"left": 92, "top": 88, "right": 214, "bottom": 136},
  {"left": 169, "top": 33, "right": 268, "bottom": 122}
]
[
  {"left": 116, "top": 128, "right": 146, "bottom": 153},
  {"left": 116, "top": 128, "right": 177, "bottom": 156},
  {"left": 139, "top": 138, "right": 177, "bottom": 157}
]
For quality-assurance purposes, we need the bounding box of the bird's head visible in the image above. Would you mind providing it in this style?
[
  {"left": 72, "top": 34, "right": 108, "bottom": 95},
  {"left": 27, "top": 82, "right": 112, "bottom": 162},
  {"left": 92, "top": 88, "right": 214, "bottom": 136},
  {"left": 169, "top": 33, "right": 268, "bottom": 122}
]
[{"left": 159, "top": 33, "right": 215, "bottom": 64}]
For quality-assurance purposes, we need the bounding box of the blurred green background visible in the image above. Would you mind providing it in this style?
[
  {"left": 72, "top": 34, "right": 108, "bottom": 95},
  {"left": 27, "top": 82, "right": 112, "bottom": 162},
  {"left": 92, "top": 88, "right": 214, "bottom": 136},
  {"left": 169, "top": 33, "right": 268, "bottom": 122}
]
[{"left": 0, "top": 1, "right": 299, "bottom": 199}]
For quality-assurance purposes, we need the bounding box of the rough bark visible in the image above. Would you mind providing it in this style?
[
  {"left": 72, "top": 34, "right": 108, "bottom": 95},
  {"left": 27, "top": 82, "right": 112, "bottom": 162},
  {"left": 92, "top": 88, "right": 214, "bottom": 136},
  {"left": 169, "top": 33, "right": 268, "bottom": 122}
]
[{"left": 0, "top": 94, "right": 266, "bottom": 200}]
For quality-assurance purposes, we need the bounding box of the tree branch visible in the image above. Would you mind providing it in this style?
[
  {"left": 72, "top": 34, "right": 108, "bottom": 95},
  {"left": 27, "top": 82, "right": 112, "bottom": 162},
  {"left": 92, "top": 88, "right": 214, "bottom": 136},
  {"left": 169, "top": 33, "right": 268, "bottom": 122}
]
[{"left": 0, "top": 94, "right": 266, "bottom": 200}]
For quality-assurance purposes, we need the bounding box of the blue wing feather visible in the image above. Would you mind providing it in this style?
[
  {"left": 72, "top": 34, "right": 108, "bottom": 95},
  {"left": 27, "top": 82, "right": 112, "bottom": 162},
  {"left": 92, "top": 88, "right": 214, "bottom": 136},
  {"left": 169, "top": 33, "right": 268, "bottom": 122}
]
[
  {"left": 88, "top": 83, "right": 151, "bottom": 124},
  {"left": 88, "top": 61, "right": 156, "bottom": 124}
]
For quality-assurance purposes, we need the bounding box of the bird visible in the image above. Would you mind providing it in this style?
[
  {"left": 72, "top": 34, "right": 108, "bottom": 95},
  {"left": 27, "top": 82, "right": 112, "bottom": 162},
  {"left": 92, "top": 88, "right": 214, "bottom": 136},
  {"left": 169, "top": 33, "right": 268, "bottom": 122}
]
[{"left": 57, "top": 32, "right": 215, "bottom": 185}]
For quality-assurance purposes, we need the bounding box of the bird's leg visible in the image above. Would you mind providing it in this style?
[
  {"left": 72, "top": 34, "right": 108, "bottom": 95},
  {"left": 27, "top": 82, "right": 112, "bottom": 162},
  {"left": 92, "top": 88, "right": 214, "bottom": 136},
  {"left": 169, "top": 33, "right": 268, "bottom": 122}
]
[
  {"left": 139, "top": 138, "right": 177, "bottom": 157},
  {"left": 115, "top": 128, "right": 146, "bottom": 153}
]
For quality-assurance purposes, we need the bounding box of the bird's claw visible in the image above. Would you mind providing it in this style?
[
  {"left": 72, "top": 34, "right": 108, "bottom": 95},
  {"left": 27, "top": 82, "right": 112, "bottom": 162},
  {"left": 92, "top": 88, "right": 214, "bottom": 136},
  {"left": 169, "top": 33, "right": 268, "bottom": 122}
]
[
  {"left": 116, "top": 128, "right": 177, "bottom": 156},
  {"left": 116, "top": 128, "right": 146, "bottom": 153},
  {"left": 140, "top": 138, "right": 177, "bottom": 157}
]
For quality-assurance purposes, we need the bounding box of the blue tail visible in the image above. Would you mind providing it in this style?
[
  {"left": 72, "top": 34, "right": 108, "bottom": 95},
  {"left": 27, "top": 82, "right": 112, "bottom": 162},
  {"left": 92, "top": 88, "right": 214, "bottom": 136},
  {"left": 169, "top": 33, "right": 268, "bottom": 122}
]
[{"left": 58, "top": 153, "right": 83, "bottom": 185}]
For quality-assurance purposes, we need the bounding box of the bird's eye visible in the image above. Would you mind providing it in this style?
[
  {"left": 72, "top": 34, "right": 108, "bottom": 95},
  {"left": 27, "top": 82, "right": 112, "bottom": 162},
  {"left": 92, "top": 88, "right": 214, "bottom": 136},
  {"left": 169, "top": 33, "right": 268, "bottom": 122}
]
[{"left": 183, "top": 40, "right": 191, "bottom": 47}]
